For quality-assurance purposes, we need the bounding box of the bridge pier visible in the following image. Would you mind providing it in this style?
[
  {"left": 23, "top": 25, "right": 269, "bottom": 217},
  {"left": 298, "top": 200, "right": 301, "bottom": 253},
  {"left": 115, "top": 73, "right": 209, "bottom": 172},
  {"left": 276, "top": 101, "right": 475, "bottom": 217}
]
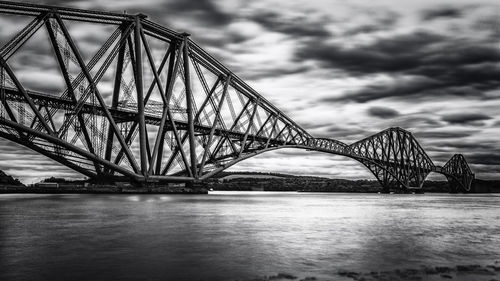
[
  {"left": 186, "top": 181, "right": 208, "bottom": 193},
  {"left": 84, "top": 175, "right": 208, "bottom": 193},
  {"left": 130, "top": 179, "right": 208, "bottom": 194}
]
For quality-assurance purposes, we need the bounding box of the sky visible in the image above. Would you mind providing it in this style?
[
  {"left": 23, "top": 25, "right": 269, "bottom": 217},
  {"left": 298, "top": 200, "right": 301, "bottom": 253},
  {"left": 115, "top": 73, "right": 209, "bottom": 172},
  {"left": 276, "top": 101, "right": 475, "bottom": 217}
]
[{"left": 0, "top": 0, "right": 499, "bottom": 183}]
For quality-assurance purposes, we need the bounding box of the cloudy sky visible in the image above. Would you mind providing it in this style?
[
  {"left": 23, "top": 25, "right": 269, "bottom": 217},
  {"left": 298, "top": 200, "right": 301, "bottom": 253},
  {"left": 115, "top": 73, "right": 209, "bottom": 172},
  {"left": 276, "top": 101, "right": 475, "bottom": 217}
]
[{"left": 1, "top": 0, "right": 499, "bottom": 183}]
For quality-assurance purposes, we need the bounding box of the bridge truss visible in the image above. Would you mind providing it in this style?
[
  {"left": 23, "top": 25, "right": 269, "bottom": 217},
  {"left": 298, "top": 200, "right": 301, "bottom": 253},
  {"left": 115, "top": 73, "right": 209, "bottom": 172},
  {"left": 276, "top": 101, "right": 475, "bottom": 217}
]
[{"left": 0, "top": 1, "right": 474, "bottom": 192}]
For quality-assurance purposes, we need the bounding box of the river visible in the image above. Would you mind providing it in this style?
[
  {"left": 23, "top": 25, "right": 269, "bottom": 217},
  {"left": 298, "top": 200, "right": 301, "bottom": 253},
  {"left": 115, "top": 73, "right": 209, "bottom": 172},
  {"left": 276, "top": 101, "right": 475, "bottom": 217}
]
[{"left": 1, "top": 192, "right": 499, "bottom": 280}]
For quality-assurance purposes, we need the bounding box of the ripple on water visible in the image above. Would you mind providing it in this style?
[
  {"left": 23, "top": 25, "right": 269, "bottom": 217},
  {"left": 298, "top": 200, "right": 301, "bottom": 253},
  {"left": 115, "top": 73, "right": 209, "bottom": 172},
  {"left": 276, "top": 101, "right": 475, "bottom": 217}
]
[{"left": 0, "top": 192, "right": 499, "bottom": 281}]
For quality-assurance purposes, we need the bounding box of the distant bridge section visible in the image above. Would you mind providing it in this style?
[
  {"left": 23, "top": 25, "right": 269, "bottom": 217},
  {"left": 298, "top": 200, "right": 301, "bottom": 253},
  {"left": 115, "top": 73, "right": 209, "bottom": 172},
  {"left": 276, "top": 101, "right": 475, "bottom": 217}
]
[
  {"left": 0, "top": 1, "right": 474, "bottom": 192},
  {"left": 304, "top": 128, "right": 474, "bottom": 192}
]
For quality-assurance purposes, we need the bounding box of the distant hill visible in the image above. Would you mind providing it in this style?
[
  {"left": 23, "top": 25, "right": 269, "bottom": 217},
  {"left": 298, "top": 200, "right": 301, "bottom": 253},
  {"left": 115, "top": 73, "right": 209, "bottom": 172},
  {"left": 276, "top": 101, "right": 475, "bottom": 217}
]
[
  {"left": 474, "top": 179, "right": 500, "bottom": 193},
  {"left": 209, "top": 172, "right": 500, "bottom": 193},
  {"left": 213, "top": 171, "right": 329, "bottom": 180}
]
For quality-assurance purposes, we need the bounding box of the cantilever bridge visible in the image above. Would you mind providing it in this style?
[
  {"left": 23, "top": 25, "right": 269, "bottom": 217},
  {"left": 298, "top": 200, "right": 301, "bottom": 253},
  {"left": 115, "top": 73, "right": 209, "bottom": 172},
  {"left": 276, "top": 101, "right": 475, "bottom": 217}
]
[{"left": 0, "top": 2, "right": 474, "bottom": 192}]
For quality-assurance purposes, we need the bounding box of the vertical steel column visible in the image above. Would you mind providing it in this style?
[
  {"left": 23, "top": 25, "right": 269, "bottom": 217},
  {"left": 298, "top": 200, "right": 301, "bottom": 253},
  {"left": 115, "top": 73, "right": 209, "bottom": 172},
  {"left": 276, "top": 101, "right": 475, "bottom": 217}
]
[
  {"left": 183, "top": 33, "right": 197, "bottom": 178},
  {"left": 135, "top": 15, "right": 148, "bottom": 177}
]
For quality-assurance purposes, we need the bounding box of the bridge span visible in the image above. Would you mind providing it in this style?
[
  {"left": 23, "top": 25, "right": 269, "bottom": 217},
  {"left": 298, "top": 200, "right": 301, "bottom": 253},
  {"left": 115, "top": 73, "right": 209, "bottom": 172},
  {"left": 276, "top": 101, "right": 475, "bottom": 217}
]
[{"left": 0, "top": 2, "right": 474, "bottom": 192}]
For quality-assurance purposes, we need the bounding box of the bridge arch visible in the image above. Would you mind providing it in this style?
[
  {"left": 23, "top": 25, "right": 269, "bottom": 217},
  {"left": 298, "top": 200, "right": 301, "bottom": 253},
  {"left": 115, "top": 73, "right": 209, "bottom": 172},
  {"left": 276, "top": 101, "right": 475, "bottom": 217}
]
[
  {"left": 198, "top": 145, "right": 429, "bottom": 193},
  {"left": 195, "top": 127, "right": 474, "bottom": 193}
]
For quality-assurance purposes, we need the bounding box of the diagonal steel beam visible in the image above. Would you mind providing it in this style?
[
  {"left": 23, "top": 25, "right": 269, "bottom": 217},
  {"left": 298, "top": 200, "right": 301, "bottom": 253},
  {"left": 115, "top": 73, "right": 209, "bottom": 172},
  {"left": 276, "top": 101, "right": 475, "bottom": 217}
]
[
  {"left": 238, "top": 101, "right": 259, "bottom": 157},
  {"left": 54, "top": 14, "right": 140, "bottom": 174},
  {"left": 198, "top": 75, "right": 231, "bottom": 177},
  {"left": 0, "top": 58, "right": 54, "bottom": 135},
  {"left": 159, "top": 40, "right": 194, "bottom": 177},
  {"left": 0, "top": 117, "right": 141, "bottom": 180},
  {"left": 0, "top": 12, "right": 48, "bottom": 60},
  {"left": 141, "top": 28, "right": 171, "bottom": 175},
  {"left": 113, "top": 40, "right": 174, "bottom": 171},
  {"left": 103, "top": 28, "right": 127, "bottom": 172},
  {"left": 45, "top": 18, "right": 101, "bottom": 174}
]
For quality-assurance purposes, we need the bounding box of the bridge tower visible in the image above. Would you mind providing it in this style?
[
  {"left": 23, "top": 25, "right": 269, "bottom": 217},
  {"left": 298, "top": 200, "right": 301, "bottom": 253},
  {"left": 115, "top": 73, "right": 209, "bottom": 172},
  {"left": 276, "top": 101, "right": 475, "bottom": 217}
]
[
  {"left": 345, "top": 128, "right": 434, "bottom": 193},
  {"left": 440, "top": 154, "right": 475, "bottom": 193}
]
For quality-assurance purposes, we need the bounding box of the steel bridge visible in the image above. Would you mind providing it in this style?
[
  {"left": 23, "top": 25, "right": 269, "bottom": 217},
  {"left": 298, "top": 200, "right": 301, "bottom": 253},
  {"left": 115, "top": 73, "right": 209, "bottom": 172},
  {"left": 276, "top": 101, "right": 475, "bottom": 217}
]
[{"left": 0, "top": 2, "right": 474, "bottom": 192}]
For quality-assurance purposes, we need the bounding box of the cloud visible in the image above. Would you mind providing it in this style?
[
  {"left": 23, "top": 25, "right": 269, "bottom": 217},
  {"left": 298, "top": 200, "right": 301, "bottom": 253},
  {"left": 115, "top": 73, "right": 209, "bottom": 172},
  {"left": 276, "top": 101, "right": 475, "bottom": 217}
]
[
  {"left": 441, "top": 113, "right": 492, "bottom": 124},
  {"left": 367, "top": 106, "right": 400, "bottom": 119},
  {"left": 321, "top": 125, "right": 367, "bottom": 141},
  {"left": 413, "top": 131, "right": 476, "bottom": 139},
  {"left": 164, "top": 0, "right": 233, "bottom": 27},
  {"left": 466, "top": 153, "right": 500, "bottom": 165},
  {"left": 389, "top": 116, "right": 441, "bottom": 129},
  {"left": 0, "top": 139, "right": 81, "bottom": 183},
  {"left": 343, "top": 10, "right": 400, "bottom": 36},
  {"left": 421, "top": 6, "right": 464, "bottom": 21},
  {"left": 473, "top": 15, "right": 500, "bottom": 38},
  {"left": 249, "top": 10, "right": 332, "bottom": 39},
  {"left": 296, "top": 31, "right": 446, "bottom": 76},
  {"left": 304, "top": 30, "right": 500, "bottom": 103}
]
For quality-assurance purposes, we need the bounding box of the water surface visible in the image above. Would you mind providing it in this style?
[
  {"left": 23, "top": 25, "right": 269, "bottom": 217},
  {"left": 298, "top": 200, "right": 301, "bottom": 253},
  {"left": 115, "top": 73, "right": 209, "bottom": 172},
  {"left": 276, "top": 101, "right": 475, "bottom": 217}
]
[{"left": 1, "top": 192, "right": 499, "bottom": 280}]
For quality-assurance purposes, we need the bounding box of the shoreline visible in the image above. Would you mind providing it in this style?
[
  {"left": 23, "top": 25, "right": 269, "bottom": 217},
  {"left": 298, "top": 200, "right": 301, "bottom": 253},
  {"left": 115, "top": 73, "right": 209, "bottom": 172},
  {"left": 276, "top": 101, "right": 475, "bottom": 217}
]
[
  {"left": 2, "top": 189, "right": 499, "bottom": 195},
  {"left": 0, "top": 186, "right": 208, "bottom": 194},
  {"left": 239, "top": 262, "right": 500, "bottom": 281}
]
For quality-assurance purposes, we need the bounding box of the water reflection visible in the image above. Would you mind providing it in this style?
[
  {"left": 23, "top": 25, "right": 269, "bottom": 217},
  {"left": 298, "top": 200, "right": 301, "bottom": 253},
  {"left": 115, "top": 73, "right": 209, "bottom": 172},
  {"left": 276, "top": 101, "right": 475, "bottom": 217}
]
[{"left": 0, "top": 192, "right": 499, "bottom": 281}]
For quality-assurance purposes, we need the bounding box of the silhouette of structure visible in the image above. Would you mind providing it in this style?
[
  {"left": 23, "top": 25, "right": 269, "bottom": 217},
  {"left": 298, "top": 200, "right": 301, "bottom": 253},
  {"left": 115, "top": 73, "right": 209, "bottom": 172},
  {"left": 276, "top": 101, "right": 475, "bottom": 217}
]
[{"left": 0, "top": 2, "right": 474, "bottom": 192}]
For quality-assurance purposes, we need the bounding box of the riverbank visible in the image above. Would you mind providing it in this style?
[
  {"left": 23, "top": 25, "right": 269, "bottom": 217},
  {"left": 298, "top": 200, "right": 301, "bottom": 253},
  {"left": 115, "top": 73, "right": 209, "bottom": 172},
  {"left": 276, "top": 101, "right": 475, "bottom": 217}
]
[
  {"left": 243, "top": 262, "right": 500, "bottom": 281},
  {"left": 0, "top": 183, "right": 208, "bottom": 194},
  {"left": 1, "top": 170, "right": 498, "bottom": 194},
  {"left": 207, "top": 175, "right": 500, "bottom": 193}
]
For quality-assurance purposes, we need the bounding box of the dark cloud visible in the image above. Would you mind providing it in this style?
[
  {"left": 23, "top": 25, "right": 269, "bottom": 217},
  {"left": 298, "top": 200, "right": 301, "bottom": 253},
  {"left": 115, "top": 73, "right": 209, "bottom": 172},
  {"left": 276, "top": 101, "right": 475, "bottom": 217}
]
[
  {"left": 473, "top": 15, "right": 500, "bottom": 38},
  {"left": 343, "top": 25, "right": 381, "bottom": 36},
  {"left": 321, "top": 125, "right": 367, "bottom": 141},
  {"left": 421, "top": 7, "right": 463, "bottom": 21},
  {"left": 302, "top": 30, "right": 500, "bottom": 103},
  {"left": 300, "top": 121, "right": 331, "bottom": 130},
  {"left": 321, "top": 77, "right": 443, "bottom": 103},
  {"left": 367, "top": 106, "right": 399, "bottom": 119},
  {"left": 465, "top": 164, "right": 500, "bottom": 174},
  {"left": 413, "top": 131, "right": 476, "bottom": 139},
  {"left": 296, "top": 31, "right": 445, "bottom": 75},
  {"left": 232, "top": 65, "right": 311, "bottom": 81},
  {"left": 164, "top": 0, "right": 233, "bottom": 27},
  {"left": 441, "top": 113, "right": 492, "bottom": 124},
  {"left": 343, "top": 11, "right": 399, "bottom": 36},
  {"left": 466, "top": 153, "right": 500, "bottom": 165},
  {"left": 250, "top": 11, "right": 331, "bottom": 39},
  {"left": 436, "top": 141, "right": 495, "bottom": 150},
  {"left": 391, "top": 116, "right": 441, "bottom": 129}
]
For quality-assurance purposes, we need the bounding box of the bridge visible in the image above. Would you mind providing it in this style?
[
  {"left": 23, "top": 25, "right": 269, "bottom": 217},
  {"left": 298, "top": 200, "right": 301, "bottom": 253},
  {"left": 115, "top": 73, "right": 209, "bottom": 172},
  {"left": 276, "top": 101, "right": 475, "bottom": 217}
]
[{"left": 0, "top": 2, "right": 474, "bottom": 192}]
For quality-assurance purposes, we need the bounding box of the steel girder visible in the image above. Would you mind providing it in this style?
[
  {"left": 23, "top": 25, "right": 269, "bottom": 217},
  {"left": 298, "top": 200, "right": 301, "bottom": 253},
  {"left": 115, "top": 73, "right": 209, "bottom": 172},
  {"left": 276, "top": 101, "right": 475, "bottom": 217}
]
[
  {"left": 439, "top": 154, "right": 474, "bottom": 192},
  {"left": 0, "top": 1, "right": 309, "bottom": 183},
  {"left": 344, "top": 128, "right": 434, "bottom": 192},
  {"left": 0, "top": 2, "right": 475, "bottom": 191}
]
